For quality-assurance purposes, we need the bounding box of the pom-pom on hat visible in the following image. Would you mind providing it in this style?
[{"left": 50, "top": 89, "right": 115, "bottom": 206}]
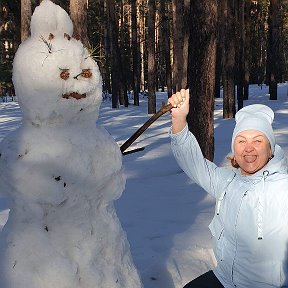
[{"left": 231, "top": 104, "right": 275, "bottom": 154}]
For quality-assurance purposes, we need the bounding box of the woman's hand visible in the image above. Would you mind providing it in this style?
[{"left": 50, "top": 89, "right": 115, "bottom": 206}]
[{"left": 168, "top": 89, "right": 189, "bottom": 134}]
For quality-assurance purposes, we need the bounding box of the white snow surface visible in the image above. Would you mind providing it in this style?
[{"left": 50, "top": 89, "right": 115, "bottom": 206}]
[{"left": 1, "top": 85, "right": 288, "bottom": 287}]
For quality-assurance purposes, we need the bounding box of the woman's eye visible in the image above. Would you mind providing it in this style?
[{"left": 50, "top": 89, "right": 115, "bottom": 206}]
[
  {"left": 60, "top": 69, "right": 70, "bottom": 80},
  {"left": 81, "top": 69, "right": 92, "bottom": 78}
]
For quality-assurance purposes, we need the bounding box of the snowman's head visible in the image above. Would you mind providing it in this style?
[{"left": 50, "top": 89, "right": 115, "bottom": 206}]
[{"left": 12, "top": 0, "right": 102, "bottom": 126}]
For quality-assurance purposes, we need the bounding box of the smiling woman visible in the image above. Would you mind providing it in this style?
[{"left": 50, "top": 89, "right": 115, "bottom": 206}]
[
  {"left": 233, "top": 130, "right": 272, "bottom": 175},
  {"left": 231, "top": 104, "right": 276, "bottom": 176},
  {"left": 168, "top": 89, "right": 288, "bottom": 288},
  {"left": 0, "top": 1, "right": 143, "bottom": 287}
]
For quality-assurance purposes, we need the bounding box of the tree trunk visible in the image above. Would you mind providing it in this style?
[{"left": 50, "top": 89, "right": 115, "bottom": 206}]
[
  {"left": 103, "top": 0, "right": 112, "bottom": 94},
  {"left": 214, "top": 33, "right": 222, "bottom": 99},
  {"left": 249, "top": 1, "right": 266, "bottom": 85},
  {"left": 187, "top": 0, "right": 218, "bottom": 161},
  {"left": 235, "top": 0, "right": 244, "bottom": 110},
  {"left": 131, "top": 0, "right": 140, "bottom": 105},
  {"left": 182, "top": 0, "right": 190, "bottom": 89},
  {"left": 139, "top": 0, "right": 146, "bottom": 93},
  {"left": 266, "top": 0, "right": 282, "bottom": 100},
  {"left": 171, "top": 0, "right": 189, "bottom": 91},
  {"left": 70, "top": 0, "right": 89, "bottom": 47},
  {"left": 243, "top": 0, "right": 250, "bottom": 100},
  {"left": 107, "top": 0, "right": 121, "bottom": 108},
  {"left": 221, "top": 0, "right": 236, "bottom": 118},
  {"left": 118, "top": 1, "right": 128, "bottom": 107},
  {"left": 147, "top": 0, "right": 156, "bottom": 114},
  {"left": 158, "top": 0, "right": 165, "bottom": 92},
  {"left": 21, "top": 0, "right": 31, "bottom": 42},
  {"left": 166, "top": 1, "right": 173, "bottom": 97},
  {"left": 159, "top": 0, "right": 172, "bottom": 97}
]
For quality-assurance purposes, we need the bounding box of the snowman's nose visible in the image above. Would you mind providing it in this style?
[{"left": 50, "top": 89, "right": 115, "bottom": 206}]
[{"left": 73, "top": 73, "right": 81, "bottom": 80}]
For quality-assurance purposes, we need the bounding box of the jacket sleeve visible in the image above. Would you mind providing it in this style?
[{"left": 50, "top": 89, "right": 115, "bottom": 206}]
[{"left": 170, "top": 124, "right": 224, "bottom": 198}]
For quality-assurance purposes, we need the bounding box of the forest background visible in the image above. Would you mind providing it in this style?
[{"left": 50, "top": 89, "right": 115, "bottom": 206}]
[{"left": 1, "top": 0, "right": 288, "bottom": 160}]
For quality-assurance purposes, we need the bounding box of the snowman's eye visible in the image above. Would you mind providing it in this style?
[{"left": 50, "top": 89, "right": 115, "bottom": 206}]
[
  {"left": 60, "top": 69, "right": 70, "bottom": 80},
  {"left": 81, "top": 69, "right": 92, "bottom": 78},
  {"left": 48, "top": 33, "right": 55, "bottom": 40}
]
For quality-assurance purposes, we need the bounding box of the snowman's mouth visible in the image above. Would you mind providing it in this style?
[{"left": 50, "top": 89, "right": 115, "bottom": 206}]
[{"left": 62, "top": 92, "right": 87, "bottom": 100}]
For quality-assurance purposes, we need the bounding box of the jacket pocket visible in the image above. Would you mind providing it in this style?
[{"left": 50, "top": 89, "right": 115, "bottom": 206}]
[
  {"left": 209, "top": 216, "right": 224, "bottom": 261},
  {"left": 250, "top": 261, "right": 283, "bottom": 287}
]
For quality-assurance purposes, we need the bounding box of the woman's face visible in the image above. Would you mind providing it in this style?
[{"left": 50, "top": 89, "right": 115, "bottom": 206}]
[{"left": 233, "top": 130, "right": 272, "bottom": 176}]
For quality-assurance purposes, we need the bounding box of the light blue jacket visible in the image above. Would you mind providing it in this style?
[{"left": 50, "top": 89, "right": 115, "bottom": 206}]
[{"left": 170, "top": 125, "right": 288, "bottom": 288}]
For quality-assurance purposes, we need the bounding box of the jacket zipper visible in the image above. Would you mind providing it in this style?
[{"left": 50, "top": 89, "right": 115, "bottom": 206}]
[{"left": 231, "top": 190, "right": 248, "bottom": 287}]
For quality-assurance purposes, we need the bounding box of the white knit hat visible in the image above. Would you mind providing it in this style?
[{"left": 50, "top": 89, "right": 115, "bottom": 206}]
[{"left": 231, "top": 104, "right": 275, "bottom": 154}]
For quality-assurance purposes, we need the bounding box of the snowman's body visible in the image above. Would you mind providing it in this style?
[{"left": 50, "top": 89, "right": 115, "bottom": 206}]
[{"left": 0, "top": 1, "right": 142, "bottom": 287}]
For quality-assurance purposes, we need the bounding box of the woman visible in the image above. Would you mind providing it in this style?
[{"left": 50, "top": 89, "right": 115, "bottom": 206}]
[{"left": 168, "top": 89, "right": 288, "bottom": 288}]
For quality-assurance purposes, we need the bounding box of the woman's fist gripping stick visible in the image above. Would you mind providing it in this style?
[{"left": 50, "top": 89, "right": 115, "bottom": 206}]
[{"left": 168, "top": 89, "right": 190, "bottom": 134}]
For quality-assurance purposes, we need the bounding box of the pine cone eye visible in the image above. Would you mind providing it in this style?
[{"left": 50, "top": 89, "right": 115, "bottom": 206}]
[
  {"left": 60, "top": 70, "right": 70, "bottom": 80},
  {"left": 48, "top": 33, "right": 54, "bottom": 40},
  {"left": 81, "top": 69, "right": 92, "bottom": 78}
]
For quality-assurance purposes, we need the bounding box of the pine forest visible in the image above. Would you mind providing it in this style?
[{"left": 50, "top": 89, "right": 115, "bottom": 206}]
[{"left": 1, "top": 0, "right": 288, "bottom": 159}]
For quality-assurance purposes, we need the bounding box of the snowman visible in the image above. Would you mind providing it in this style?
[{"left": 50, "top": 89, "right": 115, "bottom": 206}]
[{"left": 0, "top": 1, "right": 142, "bottom": 287}]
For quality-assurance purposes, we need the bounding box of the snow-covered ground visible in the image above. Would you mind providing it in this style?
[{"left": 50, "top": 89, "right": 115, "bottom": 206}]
[{"left": 1, "top": 84, "right": 288, "bottom": 287}]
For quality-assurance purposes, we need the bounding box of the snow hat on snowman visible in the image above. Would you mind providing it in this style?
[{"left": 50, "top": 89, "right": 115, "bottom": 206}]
[{"left": 231, "top": 104, "right": 275, "bottom": 154}]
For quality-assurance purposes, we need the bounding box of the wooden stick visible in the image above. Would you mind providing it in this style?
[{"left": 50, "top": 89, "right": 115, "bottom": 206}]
[
  {"left": 120, "top": 103, "right": 173, "bottom": 154},
  {"left": 122, "top": 147, "right": 145, "bottom": 155}
]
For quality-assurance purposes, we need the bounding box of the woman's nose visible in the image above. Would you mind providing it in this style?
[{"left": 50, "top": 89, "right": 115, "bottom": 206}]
[{"left": 244, "top": 143, "right": 254, "bottom": 152}]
